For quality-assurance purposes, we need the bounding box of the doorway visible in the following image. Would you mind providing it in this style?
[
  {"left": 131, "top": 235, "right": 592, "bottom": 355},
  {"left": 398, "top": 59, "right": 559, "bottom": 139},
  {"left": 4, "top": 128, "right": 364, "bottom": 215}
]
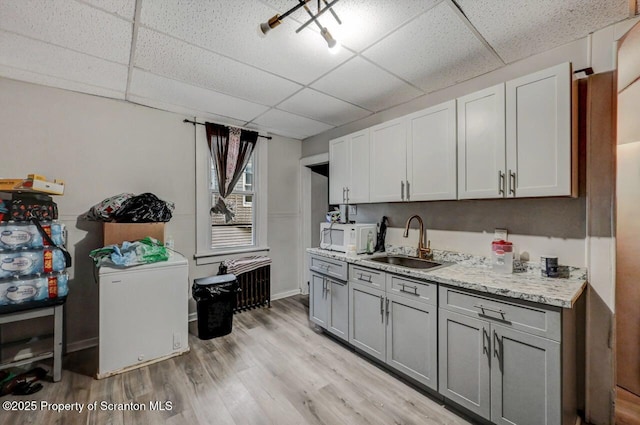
[{"left": 299, "top": 153, "right": 329, "bottom": 295}]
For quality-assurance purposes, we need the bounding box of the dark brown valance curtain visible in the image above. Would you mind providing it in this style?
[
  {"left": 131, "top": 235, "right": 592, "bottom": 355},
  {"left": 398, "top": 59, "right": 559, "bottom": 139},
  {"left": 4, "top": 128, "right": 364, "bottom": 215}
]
[{"left": 205, "top": 122, "right": 259, "bottom": 222}]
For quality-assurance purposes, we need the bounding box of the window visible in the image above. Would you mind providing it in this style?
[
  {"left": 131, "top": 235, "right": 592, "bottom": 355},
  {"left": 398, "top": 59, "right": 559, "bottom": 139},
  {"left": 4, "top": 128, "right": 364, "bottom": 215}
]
[
  {"left": 210, "top": 155, "right": 255, "bottom": 249},
  {"left": 242, "top": 161, "right": 253, "bottom": 207},
  {"left": 195, "top": 127, "right": 267, "bottom": 261}
]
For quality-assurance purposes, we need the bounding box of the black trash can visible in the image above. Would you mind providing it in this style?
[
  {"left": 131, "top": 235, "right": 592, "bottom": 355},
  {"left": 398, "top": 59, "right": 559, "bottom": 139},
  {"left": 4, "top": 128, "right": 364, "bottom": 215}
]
[{"left": 192, "top": 274, "right": 239, "bottom": 340}]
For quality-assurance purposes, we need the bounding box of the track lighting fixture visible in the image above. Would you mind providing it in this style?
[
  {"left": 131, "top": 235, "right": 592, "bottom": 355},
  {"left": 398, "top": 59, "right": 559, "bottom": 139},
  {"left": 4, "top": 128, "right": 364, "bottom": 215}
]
[{"left": 258, "top": 0, "right": 342, "bottom": 52}]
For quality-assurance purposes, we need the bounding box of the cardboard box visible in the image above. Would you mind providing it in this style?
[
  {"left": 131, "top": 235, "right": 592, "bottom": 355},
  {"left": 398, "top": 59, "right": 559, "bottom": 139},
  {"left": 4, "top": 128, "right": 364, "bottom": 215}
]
[{"left": 103, "top": 223, "right": 165, "bottom": 246}]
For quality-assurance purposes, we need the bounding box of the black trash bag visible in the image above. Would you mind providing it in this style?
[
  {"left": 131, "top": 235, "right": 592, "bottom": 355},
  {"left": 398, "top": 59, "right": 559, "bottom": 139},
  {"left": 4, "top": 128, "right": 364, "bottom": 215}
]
[{"left": 113, "top": 193, "right": 174, "bottom": 223}]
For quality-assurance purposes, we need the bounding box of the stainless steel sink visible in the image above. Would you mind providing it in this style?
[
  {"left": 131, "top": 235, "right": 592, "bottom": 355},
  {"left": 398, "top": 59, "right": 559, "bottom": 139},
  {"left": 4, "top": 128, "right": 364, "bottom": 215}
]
[{"left": 368, "top": 255, "right": 444, "bottom": 270}]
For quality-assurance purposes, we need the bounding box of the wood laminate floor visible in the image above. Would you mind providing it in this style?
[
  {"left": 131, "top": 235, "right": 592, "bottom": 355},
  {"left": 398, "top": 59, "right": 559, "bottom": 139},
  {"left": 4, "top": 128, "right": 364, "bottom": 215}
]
[
  {"left": 0, "top": 295, "right": 473, "bottom": 425},
  {"left": 617, "top": 386, "right": 640, "bottom": 425}
]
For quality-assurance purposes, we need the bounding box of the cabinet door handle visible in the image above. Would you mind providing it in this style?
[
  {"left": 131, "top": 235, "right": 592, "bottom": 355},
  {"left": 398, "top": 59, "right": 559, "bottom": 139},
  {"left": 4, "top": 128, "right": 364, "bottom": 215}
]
[
  {"left": 400, "top": 283, "right": 419, "bottom": 296},
  {"left": 400, "top": 181, "right": 405, "bottom": 201},
  {"left": 498, "top": 171, "right": 505, "bottom": 195},
  {"left": 474, "top": 303, "right": 506, "bottom": 318},
  {"left": 385, "top": 298, "right": 390, "bottom": 323},
  {"left": 482, "top": 327, "right": 489, "bottom": 356},
  {"left": 406, "top": 180, "right": 410, "bottom": 201},
  {"left": 380, "top": 296, "right": 384, "bottom": 321},
  {"left": 508, "top": 170, "right": 516, "bottom": 195},
  {"left": 493, "top": 330, "right": 503, "bottom": 372},
  {"left": 342, "top": 187, "right": 346, "bottom": 203},
  {"left": 345, "top": 187, "right": 350, "bottom": 203}
]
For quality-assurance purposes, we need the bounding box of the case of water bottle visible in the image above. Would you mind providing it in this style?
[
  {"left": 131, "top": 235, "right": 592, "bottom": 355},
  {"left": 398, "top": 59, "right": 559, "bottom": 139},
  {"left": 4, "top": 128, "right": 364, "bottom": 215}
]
[{"left": 0, "top": 220, "right": 69, "bottom": 305}]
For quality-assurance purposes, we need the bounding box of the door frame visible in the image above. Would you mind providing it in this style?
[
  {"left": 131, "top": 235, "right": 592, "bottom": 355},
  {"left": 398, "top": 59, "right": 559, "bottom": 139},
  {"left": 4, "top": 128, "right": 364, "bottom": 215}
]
[{"left": 299, "top": 153, "right": 329, "bottom": 295}]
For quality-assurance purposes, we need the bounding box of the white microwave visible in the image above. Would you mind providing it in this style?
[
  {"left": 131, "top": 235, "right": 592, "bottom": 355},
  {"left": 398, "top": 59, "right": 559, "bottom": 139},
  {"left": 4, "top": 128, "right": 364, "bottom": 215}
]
[{"left": 320, "top": 222, "right": 377, "bottom": 253}]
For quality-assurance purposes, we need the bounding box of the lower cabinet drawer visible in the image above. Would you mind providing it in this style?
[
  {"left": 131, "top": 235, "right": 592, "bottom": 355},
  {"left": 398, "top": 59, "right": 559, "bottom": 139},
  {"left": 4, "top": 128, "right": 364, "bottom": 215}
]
[
  {"left": 439, "top": 285, "right": 561, "bottom": 341},
  {"left": 309, "top": 254, "right": 347, "bottom": 281},
  {"left": 349, "top": 264, "right": 385, "bottom": 289},
  {"left": 386, "top": 274, "right": 437, "bottom": 306}
]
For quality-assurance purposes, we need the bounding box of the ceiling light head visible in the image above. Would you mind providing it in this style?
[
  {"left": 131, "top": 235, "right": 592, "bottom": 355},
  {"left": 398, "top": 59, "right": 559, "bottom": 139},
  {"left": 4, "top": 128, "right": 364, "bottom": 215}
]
[
  {"left": 321, "top": 27, "right": 340, "bottom": 53},
  {"left": 258, "top": 14, "right": 282, "bottom": 37}
]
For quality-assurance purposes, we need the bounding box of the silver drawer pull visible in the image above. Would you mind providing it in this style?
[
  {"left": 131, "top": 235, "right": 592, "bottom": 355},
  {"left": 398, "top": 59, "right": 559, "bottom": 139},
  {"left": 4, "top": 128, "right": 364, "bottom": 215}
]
[
  {"left": 357, "top": 273, "right": 372, "bottom": 282},
  {"left": 400, "top": 283, "right": 418, "bottom": 295},
  {"left": 474, "top": 303, "right": 506, "bottom": 317}
]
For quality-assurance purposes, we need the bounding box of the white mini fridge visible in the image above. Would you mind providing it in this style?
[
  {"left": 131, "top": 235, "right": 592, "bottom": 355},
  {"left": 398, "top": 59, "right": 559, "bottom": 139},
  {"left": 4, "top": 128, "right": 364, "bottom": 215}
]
[{"left": 97, "top": 254, "right": 189, "bottom": 378}]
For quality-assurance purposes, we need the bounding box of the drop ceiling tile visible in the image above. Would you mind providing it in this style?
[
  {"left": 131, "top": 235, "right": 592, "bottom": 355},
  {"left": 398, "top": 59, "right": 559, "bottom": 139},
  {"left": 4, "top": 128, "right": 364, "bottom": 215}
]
[
  {"left": 0, "top": 65, "right": 126, "bottom": 100},
  {"left": 362, "top": 2, "right": 502, "bottom": 94},
  {"left": 134, "top": 28, "right": 303, "bottom": 106},
  {"left": 0, "top": 31, "right": 128, "bottom": 93},
  {"left": 311, "top": 56, "right": 423, "bottom": 111},
  {"left": 139, "top": 0, "right": 354, "bottom": 85},
  {"left": 251, "top": 109, "right": 334, "bottom": 139},
  {"left": 261, "top": 0, "right": 441, "bottom": 51},
  {"left": 80, "top": 0, "right": 136, "bottom": 20},
  {"left": 277, "top": 88, "right": 371, "bottom": 126},
  {"left": 129, "top": 69, "right": 270, "bottom": 122},
  {"left": 0, "top": 0, "right": 132, "bottom": 64},
  {"left": 126, "top": 94, "right": 249, "bottom": 129},
  {"left": 457, "top": 0, "right": 630, "bottom": 63}
]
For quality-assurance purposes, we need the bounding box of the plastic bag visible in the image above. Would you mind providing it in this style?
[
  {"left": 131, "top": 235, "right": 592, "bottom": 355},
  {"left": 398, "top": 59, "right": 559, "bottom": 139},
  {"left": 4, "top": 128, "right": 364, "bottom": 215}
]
[
  {"left": 113, "top": 193, "right": 174, "bottom": 223},
  {"left": 83, "top": 193, "right": 134, "bottom": 221},
  {"left": 89, "top": 237, "right": 168, "bottom": 267}
]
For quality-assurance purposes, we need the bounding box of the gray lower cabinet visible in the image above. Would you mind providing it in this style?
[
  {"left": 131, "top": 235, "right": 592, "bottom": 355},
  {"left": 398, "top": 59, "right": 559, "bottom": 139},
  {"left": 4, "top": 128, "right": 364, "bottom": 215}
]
[
  {"left": 309, "top": 254, "right": 349, "bottom": 343},
  {"left": 491, "top": 324, "right": 560, "bottom": 425},
  {"left": 438, "top": 308, "right": 491, "bottom": 418},
  {"left": 348, "top": 269, "right": 438, "bottom": 391},
  {"left": 349, "top": 281, "right": 386, "bottom": 361},
  {"left": 386, "top": 293, "right": 438, "bottom": 391},
  {"left": 310, "top": 272, "right": 329, "bottom": 328},
  {"left": 327, "top": 278, "right": 349, "bottom": 341},
  {"left": 439, "top": 285, "right": 563, "bottom": 425}
]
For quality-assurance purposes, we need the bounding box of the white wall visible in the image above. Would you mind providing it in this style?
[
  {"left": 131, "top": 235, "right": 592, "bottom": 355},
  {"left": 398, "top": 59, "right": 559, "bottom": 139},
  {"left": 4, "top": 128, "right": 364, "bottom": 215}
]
[
  {"left": 267, "top": 135, "right": 302, "bottom": 299},
  {"left": 0, "top": 77, "right": 301, "bottom": 349}
]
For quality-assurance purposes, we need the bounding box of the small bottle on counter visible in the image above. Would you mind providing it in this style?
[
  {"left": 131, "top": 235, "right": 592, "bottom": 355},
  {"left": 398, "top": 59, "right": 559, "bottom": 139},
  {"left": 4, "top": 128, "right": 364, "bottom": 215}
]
[
  {"left": 491, "top": 240, "right": 514, "bottom": 273},
  {"left": 366, "top": 231, "right": 374, "bottom": 254}
]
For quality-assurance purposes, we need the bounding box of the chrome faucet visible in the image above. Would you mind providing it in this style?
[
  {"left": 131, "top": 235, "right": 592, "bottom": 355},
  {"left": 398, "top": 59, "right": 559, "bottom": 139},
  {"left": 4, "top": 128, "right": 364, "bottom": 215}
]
[{"left": 403, "top": 215, "right": 433, "bottom": 260}]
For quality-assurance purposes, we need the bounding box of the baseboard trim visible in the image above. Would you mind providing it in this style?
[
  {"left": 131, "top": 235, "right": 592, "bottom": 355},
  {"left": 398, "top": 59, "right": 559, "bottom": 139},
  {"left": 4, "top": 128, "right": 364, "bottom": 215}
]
[
  {"left": 272, "top": 289, "right": 301, "bottom": 301},
  {"left": 67, "top": 337, "right": 98, "bottom": 353}
]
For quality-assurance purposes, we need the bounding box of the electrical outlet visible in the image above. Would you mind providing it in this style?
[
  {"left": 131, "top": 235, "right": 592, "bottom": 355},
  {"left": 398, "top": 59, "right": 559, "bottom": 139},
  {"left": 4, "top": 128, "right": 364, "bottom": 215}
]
[
  {"left": 494, "top": 228, "right": 508, "bottom": 241},
  {"left": 348, "top": 205, "right": 357, "bottom": 215}
]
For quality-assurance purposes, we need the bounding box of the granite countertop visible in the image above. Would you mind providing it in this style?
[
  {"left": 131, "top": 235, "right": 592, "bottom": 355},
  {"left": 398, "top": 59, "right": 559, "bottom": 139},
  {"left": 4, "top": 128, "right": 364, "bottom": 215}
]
[{"left": 307, "top": 247, "right": 587, "bottom": 309}]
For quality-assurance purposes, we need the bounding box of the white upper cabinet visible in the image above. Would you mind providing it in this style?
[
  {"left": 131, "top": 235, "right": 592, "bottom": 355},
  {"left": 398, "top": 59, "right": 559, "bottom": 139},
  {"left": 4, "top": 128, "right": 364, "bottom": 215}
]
[
  {"left": 458, "top": 62, "right": 574, "bottom": 200},
  {"left": 329, "top": 136, "right": 349, "bottom": 204},
  {"left": 457, "top": 84, "right": 506, "bottom": 199},
  {"left": 329, "top": 129, "right": 371, "bottom": 204},
  {"left": 506, "top": 62, "right": 574, "bottom": 198},
  {"left": 407, "top": 100, "right": 457, "bottom": 201},
  {"left": 330, "top": 62, "right": 574, "bottom": 205},
  {"left": 370, "top": 101, "right": 457, "bottom": 203},
  {"left": 348, "top": 130, "right": 370, "bottom": 204},
  {"left": 370, "top": 117, "right": 407, "bottom": 202}
]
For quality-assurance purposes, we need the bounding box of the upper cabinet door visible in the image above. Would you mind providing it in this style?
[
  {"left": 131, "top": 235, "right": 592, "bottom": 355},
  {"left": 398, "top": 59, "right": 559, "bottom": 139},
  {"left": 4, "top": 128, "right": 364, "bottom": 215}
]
[
  {"left": 407, "top": 100, "right": 457, "bottom": 201},
  {"left": 348, "top": 130, "right": 370, "bottom": 204},
  {"left": 506, "top": 62, "right": 574, "bottom": 198},
  {"left": 457, "top": 84, "right": 506, "bottom": 199},
  {"left": 329, "top": 136, "right": 349, "bottom": 204},
  {"left": 370, "top": 118, "right": 408, "bottom": 203}
]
